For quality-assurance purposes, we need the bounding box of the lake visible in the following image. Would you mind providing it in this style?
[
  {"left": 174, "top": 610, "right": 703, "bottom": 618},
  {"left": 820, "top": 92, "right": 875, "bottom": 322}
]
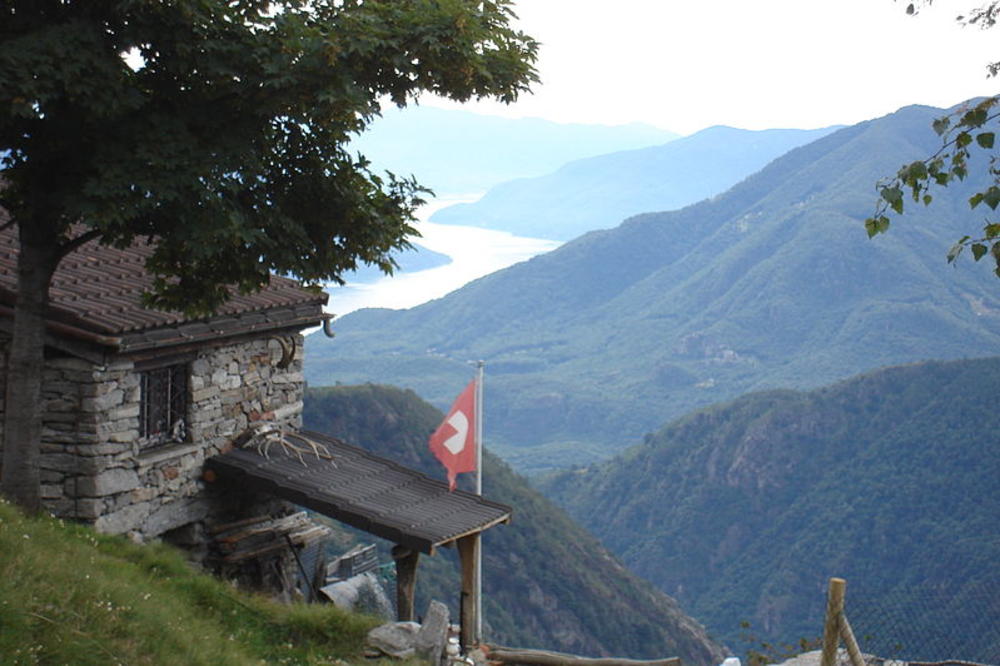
[{"left": 323, "top": 197, "right": 560, "bottom": 317}]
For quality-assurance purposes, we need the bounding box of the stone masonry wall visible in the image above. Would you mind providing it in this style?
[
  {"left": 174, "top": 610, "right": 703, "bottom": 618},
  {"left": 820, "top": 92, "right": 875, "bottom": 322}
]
[{"left": 0, "top": 334, "right": 306, "bottom": 541}]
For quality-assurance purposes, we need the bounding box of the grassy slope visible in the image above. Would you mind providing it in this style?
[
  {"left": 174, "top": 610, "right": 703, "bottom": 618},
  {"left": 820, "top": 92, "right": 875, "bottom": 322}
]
[
  {"left": 302, "top": 384, "right": 727, "bottom": 665},
  {"left": 0, "top": 500, "right": 380, "bottom": 665}
]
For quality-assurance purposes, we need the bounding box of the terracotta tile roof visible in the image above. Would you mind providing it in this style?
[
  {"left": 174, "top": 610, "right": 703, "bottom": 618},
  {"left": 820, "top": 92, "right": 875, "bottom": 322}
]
[
  {"left": 205, "top": 430, "right": 512, "bottom": 554},
  {"left": 0, "top": 222, "right": 328, "bottom": 351}
]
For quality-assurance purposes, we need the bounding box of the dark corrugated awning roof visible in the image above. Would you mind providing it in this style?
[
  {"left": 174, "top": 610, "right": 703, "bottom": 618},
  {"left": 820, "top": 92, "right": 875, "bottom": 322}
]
[{"left": 204, "top": 430, "right": 511, "bottom": 554}]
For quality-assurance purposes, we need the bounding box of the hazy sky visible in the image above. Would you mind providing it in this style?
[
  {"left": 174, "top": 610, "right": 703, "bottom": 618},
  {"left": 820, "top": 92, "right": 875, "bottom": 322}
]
[{"left": 424, "top": 0, "right": 998, "bottom": 135}]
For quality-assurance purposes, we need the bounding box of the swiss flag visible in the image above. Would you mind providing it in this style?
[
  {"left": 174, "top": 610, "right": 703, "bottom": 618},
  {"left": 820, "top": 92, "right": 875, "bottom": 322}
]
[{"left": 429, "top": 379, "right": 478, "bottom": 491}]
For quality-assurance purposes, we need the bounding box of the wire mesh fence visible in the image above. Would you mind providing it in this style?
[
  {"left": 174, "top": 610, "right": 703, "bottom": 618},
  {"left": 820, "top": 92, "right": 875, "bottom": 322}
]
[{"left": 837, "top": 581, "right": 1000, "bottom": 665}]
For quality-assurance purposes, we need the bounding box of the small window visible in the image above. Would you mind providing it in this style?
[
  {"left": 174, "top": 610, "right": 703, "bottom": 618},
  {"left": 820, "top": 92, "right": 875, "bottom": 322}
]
[{"left": 140, "top": 363, "right": 187, "bottom": 447}]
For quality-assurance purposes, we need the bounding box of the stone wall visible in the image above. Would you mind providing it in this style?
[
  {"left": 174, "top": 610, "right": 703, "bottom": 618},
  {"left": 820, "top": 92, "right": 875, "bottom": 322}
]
[{"left": 0, "top": 333, "right": 306, "bottom": 541}]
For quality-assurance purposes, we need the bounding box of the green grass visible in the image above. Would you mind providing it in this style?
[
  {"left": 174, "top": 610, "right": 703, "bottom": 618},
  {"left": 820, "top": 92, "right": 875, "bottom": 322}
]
[{"left": 0, "top": 500, "right": 382, "bottom": 665}]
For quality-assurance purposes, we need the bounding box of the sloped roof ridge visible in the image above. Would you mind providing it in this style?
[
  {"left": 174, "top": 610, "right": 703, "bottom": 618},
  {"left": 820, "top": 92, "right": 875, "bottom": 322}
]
[{"left": 0, "top": 224, "right": 327, "bottom": 343}]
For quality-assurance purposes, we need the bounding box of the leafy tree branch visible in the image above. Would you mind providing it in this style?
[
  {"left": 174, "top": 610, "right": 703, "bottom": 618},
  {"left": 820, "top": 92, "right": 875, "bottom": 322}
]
[{"left": 868, "top": 3, "right": 1000, "bottom": 274}]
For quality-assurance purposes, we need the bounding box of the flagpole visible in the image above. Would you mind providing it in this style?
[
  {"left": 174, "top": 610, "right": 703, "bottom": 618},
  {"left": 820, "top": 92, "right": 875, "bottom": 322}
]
[{"left": 474, "top": 360, "right": 484, "bottom": 643}]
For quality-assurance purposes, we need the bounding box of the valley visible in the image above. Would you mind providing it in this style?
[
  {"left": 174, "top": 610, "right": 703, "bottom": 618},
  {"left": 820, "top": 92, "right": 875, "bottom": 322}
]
[{"left": 308, "top": 103, "right": 1000, "bottom": 472}]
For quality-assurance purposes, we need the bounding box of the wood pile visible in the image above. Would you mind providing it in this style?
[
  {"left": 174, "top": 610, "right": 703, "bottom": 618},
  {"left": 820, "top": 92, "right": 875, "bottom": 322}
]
[{"left": 209, "top": 511, "right": 329, "bottom": 563}]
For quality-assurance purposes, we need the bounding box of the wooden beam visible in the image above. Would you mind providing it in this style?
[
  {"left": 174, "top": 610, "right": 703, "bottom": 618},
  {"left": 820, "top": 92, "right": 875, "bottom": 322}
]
[
  {"left": 839, "top": 614, "right": 866, "bottom": 666},
  {"left": 392, "top": 545, "right": 419, "bottom": 622},
  {"left": 487, "top": 646, "right": 681, "bottom": 666},
  {"left": 458, "top": 533, "right": 481, "bottom": 649}
]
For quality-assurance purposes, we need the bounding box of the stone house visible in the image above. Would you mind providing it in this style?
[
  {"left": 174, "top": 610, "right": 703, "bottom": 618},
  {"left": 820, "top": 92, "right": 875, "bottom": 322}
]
[
  {"left": 0, "top": 227, "right": 512, "bottom": 640},
  {"left": 0, "top": 227, "right": 328, "bottom": 544}
]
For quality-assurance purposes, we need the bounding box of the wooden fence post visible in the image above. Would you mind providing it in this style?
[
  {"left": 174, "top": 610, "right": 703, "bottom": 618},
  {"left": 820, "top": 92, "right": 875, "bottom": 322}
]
[{"left": 821, "top": 577, "right": 846, "bottom": 666}]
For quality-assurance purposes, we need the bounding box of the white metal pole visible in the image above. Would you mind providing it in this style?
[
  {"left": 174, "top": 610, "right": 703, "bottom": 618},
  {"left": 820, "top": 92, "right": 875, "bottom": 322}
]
[{"left": 475, "top": 360, "right": 484, "bottom": 642}]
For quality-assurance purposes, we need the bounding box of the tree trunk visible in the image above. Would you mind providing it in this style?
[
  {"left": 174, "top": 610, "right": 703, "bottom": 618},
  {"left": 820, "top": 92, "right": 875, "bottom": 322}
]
[{"left": 1, "top": 228, "right": 59, "bottom": 513}]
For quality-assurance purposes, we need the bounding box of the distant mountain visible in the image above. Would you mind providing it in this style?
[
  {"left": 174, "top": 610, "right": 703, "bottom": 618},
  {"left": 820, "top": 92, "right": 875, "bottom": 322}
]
[
  {"left": 302, "top": 384, "right": 727, "bottom": 665},
  {"left": 431, "top": 125, "right": 838, "bottom": 240},
  {"left": 538, "top": 357, "right": 1000, "bottom": 659},
  {"left": 350, "top": 105, "right": 678, "bottom": 195},
  {"left": 307, "top": 103, "right": 1000, "bottom": 472}
]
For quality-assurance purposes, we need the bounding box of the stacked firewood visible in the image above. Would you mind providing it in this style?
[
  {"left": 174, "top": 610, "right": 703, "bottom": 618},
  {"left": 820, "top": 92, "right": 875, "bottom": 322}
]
[{"left": 208, "top": 511, "right": 329, "bottom": 563}]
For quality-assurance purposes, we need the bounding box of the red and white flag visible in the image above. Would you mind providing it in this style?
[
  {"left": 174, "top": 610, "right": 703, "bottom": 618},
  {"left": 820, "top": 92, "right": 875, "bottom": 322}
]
[{"left": 429, "top": 378, "right": 478, "bottom": 491}]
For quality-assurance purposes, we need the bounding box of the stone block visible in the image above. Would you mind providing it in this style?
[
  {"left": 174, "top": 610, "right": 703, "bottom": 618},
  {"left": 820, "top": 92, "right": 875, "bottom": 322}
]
[
  {"left": 107, "top": 404, "right": 140, "bottom": 420},
  {"left": 108, "top": 429, "right": 140, "bottom": 444},
  {"left": 191, "top": 386, "right": 220, "bottom": 403},
  {"left": 77, "top": 443, "right": 131, "bottom": 457},
  {"left": 47, "top": 357, "right": 93, "bottom": 371},
  {"left": 40, "top": 484, "right": 64, "bottom": 499},
  {"left": 142, "top": 498, "right": 210, "bottom": 537},
  {"left": 130, "top": 486, "right": 158, "bottom": 503},
  {"left": 82, "top": 388, "right": 124, "bottom": 412},
  {"left": 39, "top": 470, "right": 65, "bottom": 484},
  {"left": 95, "top": 501, "right": 150, "bottom": 535},
  {"left": 76, "top": 467, "right": 140, "bottom": 497},
  {"left": 69, "top": 498, "right": 105, "bottom": 520},
  {"left": 41, "top": 453, "right": 95, "bottom": 474}
]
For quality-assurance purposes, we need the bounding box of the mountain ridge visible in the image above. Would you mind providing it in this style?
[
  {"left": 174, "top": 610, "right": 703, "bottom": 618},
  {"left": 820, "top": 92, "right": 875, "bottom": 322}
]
[
  {"left": 351, "top": 105, "right": 678, "bottom": 195},
  {"left": 429, "top": 124, "right": 840, "bottom": 240},
  {"left": 308, "top": 102, "right": 1000, "bottom": 472}
]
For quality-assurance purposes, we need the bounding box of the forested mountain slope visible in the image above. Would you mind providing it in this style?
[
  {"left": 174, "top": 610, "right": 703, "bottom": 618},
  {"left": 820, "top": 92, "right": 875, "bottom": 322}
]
[
  {"left": 539, "top": 357, "right": 1000, "bottom": 657},
  {"left": 307, "top": 103, "right": 1000, "bottom": 472},
  {"left": 302, "top": 384, "right": 727, "bottom": 665},
  {"left": 431, "top": 125, "right": 837, "bottom": 240}
]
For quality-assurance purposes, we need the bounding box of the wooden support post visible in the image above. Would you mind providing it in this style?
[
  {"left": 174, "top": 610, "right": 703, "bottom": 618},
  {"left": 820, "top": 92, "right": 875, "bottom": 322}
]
[
  {"left": 820, "top": 577, "right": 846, "bottom": 666},
  {"left": 458, "top": 533, "right": 481, "bottom": 650},
  {"left": 392, "top": 545, "right": 419, "bottom": 622},
  {"left": 839, "top": 614, "right": 867, "bottom": 666}
]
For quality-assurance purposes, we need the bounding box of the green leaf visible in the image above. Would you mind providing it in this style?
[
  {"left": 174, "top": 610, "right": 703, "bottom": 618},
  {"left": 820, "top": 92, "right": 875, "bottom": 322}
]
[
  {"left": 922, "top": 194, "right": 933, "bottom": 206},
  {"left": 970, "top": 192, "right": 985, "bottom": 209},
  {"left": 904, "top": 160, "right": 928, "bottom": 182},
  {"left": 932, "top": 117, "right": 951, "bottom": 136},
  {"left": 984, "top": 223, "right": 1000, "bottom": 239},
  {"left": 880, "top": 186, "right": 904, "bottom": 214},
  {"left": 971, "top": 243, "right": 988, "bottom": 261},
  {"left": 961, "top": 107, "right": 989, "bottom": 128},
  {"left": 956, "top": 131, "right": 973, "bottom": 148},
  {"left": 976, "top": 132, "right": 995, "bottom": 149},
  {"left": 947, "top": 242, "right": 964, "bottom": 263},
  {"left": 984, "top": 186, "right": 1000, "bottom": 210},
  {"left": 865, "top": 216, "right": 890, "bottom": 238}
]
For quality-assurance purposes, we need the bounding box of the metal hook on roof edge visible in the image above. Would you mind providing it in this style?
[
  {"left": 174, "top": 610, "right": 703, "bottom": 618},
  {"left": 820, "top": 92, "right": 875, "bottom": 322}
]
[{"left": 321, "top": 313, "right": 336, "bottom": 338}]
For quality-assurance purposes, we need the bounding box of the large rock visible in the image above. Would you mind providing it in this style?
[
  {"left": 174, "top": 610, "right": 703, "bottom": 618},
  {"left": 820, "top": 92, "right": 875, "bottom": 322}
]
[
  {"left": 366, "top": 621, "right": 421, "bottom": 659},
  {"left": 415, "top": 600, "right": 450, "bottom": 665},
  {"left": 319, "top": 571, "right": 392, "bottom": 618}
]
